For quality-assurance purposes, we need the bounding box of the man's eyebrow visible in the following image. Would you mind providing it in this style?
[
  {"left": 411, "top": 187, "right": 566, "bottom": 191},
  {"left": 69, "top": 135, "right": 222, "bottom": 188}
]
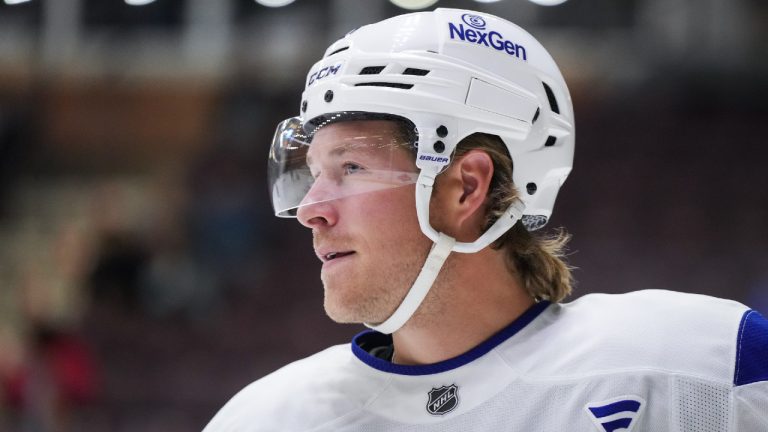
[{"left": 306, "top": 146, "right": 354, "bottom": 166}]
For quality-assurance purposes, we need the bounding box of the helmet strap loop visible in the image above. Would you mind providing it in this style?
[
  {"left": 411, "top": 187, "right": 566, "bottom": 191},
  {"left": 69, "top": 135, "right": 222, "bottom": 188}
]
[{"left": 363, "top": 168, "right": 526, "bottom": 334}]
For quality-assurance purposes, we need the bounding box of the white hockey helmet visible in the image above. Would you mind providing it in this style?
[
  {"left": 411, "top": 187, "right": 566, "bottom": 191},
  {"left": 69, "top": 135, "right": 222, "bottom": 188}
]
[{"left": 268, "top": 8, "right": 574, "bottom": 333}]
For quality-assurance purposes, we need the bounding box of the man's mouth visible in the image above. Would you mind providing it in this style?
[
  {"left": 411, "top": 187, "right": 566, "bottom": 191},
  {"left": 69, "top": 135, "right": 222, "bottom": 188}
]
[{"left": 319, "top": 251, "right": 356, "bottom": 263}]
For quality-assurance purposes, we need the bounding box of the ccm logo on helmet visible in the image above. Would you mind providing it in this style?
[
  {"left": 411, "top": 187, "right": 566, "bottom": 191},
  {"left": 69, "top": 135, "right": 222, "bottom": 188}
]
[
  {"left": 448, "top": 17, "right": 527, "bottom": 61},
  {"left": 307, "top": 63, "right": 343, "bottom": 87},
  {"left": 419, "top": 155, "right": 450, "bottom": 163}
]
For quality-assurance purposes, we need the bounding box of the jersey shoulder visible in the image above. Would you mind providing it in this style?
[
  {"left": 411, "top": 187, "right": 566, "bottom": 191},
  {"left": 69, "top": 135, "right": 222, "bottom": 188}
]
[
  {"left": 512, "top": 289, "right": 755, "bottom": 383},
  {"left": 566, "top": 289, "right": 749, "bottom": 333},
  {"left": 203, "top": 343, "right": 388, "bottom": 432}
]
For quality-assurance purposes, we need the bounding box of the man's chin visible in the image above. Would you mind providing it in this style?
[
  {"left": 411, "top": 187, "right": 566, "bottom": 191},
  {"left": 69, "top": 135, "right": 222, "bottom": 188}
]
[
  {"left": 323, "top": 297, "right": 386, "bottom": 325},
  {"left": 323, "top": 306, "right": 363, "bottom": 324}
]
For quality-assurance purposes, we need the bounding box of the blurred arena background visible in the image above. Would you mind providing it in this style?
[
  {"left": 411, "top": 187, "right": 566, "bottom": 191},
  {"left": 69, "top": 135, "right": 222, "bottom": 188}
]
[{"left": 0, "top": 0, "right": 766, "bottom": 430}]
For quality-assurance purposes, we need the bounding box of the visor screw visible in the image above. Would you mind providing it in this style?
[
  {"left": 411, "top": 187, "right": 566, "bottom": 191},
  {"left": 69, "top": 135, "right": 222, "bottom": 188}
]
[
  {"left": 436, "top": 125, "right": 448, "bottom": 138},
  {"left": 301, "top": 100, "right": 307, "bottom": 112},
  {"left": 433, "top": 140, "right": 445, "bottom": 153},
  {"left": 324, "top": 90, "right": 334, "bottom": 102},
  {"left": 526, "top": 183, "right": 537, "bottom": 195}
]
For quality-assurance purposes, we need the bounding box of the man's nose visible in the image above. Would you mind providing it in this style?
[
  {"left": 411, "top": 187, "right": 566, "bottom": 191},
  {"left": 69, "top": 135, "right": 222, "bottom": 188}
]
[{"left": 296, "top": 179, "right": 339, "bottom": 228}]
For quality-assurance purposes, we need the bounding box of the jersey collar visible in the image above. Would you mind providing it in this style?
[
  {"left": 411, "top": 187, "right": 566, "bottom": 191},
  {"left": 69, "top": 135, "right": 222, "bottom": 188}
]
[{"left": 351, "top": 300, "right": 551, "bottom": 376}]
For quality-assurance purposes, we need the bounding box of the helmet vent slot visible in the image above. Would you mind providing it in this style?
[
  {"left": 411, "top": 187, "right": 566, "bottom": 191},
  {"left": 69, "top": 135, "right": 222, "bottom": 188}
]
[
  {"left": 544, "top": 136, "right": 557, "bottom": 147},
  {"left": 542, "top": 82, "right": 560, "bottom": 114},
  {"left": 327, "top": 46, "right": 349, "bottom": 57},
  {"left": 359, "top": 66, "right": 386, "bottom": 75},
  {"left": 403, "top": 68, "right": 430, "bottom": 76},
  {"left": 355, "top": 82, "right": 414, "bottom": 90}
]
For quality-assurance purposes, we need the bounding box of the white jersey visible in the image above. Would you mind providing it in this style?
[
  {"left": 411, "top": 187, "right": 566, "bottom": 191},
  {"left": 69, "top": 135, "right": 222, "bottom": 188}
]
[{"left": 204, "top": 290, "right": 768, "bottom": 431}]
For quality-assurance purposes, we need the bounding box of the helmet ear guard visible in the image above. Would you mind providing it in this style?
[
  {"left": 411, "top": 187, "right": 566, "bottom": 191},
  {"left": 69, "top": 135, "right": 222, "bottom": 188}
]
[{"left": 278, "top": 8, "right": 574, "bottom": 333}]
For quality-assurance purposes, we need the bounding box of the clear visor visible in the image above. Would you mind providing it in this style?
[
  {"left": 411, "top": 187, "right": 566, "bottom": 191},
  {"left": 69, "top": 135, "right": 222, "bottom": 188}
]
[{"left": 268, "top": 117, "right": 419, "bottom": 217}]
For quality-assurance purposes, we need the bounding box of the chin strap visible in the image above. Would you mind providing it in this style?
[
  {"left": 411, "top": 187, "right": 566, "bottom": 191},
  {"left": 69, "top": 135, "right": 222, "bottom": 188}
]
[
  {"left": 364, "top": 233, "right": 456, "bottom": 334},
  {"left": 363, "top": 167, "right": 525, "bottom": 334}
]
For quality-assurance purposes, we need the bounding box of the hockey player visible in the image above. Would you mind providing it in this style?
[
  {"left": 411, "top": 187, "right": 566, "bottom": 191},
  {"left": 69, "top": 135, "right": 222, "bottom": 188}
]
[{"left": 205, "top": 8, "right": 768, "bottom": 431}]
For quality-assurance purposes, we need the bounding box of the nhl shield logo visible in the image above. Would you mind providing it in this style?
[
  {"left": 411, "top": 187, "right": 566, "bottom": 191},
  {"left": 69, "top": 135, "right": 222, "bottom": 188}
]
[{"left": 426, "top": 384, "right": 459, "bottom": 416}]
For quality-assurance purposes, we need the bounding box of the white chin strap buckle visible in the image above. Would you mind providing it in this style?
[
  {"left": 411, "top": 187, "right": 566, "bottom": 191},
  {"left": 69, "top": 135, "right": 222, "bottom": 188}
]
[{"left": 364, "top": 233, "right": 455, "bottom": 334}]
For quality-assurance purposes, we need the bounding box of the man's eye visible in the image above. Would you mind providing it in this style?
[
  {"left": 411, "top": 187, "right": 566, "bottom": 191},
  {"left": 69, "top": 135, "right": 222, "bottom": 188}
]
[{"left": 343, "top": 163, "right": 364, "bottom": 175}]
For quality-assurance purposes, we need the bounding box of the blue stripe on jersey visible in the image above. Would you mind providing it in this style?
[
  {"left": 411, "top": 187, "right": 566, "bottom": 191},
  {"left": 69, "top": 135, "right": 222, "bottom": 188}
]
[
  {"left": 600, "top": 418, "right": 632, "bottom": 432},
  {"left": 351, "top": 300, "right": 551, "bottom": 376},
  {"left": 734, "top": 309, "right": 768, "bottom": 386},
  {"left": 587, "top": 400, "right": 642, "bottom": 418}
]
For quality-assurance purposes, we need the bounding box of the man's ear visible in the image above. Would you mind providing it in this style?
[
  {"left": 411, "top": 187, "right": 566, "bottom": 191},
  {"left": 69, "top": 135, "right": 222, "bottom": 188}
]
[{"left": 431, "top": 150, "right": 494, "bottom": 238}]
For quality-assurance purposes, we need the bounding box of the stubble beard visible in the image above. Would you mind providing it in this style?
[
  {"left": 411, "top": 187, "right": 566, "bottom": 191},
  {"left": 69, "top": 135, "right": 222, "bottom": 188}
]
[{"left": 321, "top": 236, "right": 434, "bottom": 325}]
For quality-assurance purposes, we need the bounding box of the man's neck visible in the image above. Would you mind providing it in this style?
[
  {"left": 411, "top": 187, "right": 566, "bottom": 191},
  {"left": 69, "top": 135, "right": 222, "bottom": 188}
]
[{"left": 390, "top": 248, "right": 535, "bottom": 365}]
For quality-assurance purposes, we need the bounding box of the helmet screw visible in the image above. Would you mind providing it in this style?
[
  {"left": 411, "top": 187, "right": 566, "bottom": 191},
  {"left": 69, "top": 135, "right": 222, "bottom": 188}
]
[
  {"left": 436, "top": 125, "right": 448, "bottom": 138},
  {"left": 526, "top": 183, "right": 537, "bottom": 195},
  {"left": 324, "top": 90, "right": 334, "bottom": 102},
  {"left": 301, "top": 100, "right": 308, "bottom": 112},
  {"left": 433, "top": 141, "right": 445, "bottom": 153}
]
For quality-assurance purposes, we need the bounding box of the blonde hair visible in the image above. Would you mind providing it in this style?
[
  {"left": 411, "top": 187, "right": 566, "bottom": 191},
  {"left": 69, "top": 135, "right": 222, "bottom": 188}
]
[{"left": 452, "top": 133, "right": 575, "bottom": 303}]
